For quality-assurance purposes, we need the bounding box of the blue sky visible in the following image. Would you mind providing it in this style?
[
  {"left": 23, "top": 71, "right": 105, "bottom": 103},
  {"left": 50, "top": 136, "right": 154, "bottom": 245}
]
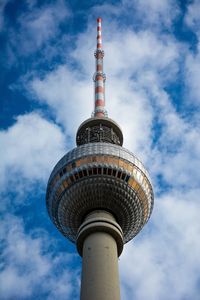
[{"left": 1, "top": 0, "right": 200, "bottom": 299}]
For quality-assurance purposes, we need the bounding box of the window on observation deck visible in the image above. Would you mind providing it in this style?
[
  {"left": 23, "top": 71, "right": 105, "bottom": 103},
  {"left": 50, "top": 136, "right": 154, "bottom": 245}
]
[
  {"left": 108, "top": 168, "right": 112, "bottom": 176},
  {"left": 71, "top": 162, "right": 76, "bottom": 168},
  {"left": 117, "top": 171, "right": 122, "bottom": 179},
  {"left": 83, "top": 169, "right": 87, "bottom": 177},
  {"left": 121, "top": 173, "right": 126, "bottom": 181},
  {"left": 112, "top": 169, "right": 117, "bottom": 177},
  {"left": 78, "top": 170, "right": 83, "bottom": 178},
  {"left": 69, "top": 175, "right": 74, "bottom": 183}
]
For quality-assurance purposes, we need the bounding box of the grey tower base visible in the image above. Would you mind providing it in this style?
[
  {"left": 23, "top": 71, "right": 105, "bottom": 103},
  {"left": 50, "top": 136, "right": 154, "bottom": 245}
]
[{"left": 77, "top": 210, "right": 123, "bottom": 300}]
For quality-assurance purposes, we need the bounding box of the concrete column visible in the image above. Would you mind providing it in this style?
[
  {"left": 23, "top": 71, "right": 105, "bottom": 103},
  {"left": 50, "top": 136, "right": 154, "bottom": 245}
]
[{"left": 76, "top": 210, "right": 123, "bottom": 300}]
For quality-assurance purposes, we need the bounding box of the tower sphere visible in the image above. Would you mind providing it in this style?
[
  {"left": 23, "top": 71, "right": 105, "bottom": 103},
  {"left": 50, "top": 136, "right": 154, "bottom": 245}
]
[{"left": 46, "top": 140, "right": 153, "bottom": 245}]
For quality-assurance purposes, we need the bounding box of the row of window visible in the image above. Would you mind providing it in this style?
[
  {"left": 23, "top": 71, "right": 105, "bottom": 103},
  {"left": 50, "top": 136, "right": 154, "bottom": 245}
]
[
  {"left": 53, "top": 143, "right": 148, "bottom": 177},
  {"left": 58, "top": 155, "right": 145, "bottom": 182},
  {"left": 52, "top": 166, "right": 148, "bottom": 209},
  {"left": 49, "top": 165, "right": 150, "bottom": 225},
  {"left": 68, "top": 166, "right": 130, "bottom": 184},
  {"left": 49, "top": 156, "right": 151, "bottom": 199}
]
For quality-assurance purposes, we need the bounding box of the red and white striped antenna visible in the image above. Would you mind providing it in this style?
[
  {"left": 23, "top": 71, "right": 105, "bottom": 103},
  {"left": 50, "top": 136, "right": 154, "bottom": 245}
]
[
  {"left": 97, "top": 17, "right": 102, "bottom": 50},
  {"left": 93, "top": 17, "right": 107, "bottom": 117}
]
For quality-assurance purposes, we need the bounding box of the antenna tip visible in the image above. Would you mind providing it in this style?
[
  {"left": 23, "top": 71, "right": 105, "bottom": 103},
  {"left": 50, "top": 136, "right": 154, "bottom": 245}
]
[{"left": 97, "top": 17, "right": 102, "bottom": 23}]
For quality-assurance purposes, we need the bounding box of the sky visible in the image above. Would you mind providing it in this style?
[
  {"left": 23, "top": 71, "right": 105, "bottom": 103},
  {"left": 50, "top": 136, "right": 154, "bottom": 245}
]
[{"left": 1, "top": 0, "right": 200, "bottom": 299}]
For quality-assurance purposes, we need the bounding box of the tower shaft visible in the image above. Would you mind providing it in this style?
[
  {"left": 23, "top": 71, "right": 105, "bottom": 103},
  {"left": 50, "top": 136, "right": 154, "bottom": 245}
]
[
  {"left": 81, "top": 232, "right": 120, "bottom": 300},
  {"left": 77, "top": 210, "right": 122, "bottom": 300}
]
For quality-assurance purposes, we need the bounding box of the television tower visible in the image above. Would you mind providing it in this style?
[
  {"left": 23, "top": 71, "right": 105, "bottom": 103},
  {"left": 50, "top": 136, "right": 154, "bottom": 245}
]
[{"left": 46, "top": 18, "right": 154, "bottom": 300}]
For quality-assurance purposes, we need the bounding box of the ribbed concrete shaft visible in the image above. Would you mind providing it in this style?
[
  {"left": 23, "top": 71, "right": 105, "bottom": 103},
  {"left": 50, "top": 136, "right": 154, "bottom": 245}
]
[{"left": 76, "top": 210, "right": 123, "bottom": 300}]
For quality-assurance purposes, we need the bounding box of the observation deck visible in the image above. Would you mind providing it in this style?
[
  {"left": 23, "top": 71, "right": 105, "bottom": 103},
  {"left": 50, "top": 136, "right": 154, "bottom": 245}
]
[{"left": 46, "top": 140, "right": 154, "bottom": 244}]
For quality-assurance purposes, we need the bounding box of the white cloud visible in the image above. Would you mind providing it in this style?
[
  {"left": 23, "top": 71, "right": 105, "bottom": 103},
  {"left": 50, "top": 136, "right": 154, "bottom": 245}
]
[
  {"left": 137, "top": 83, "right": 200, "bottom": 190},
  {"left": 30, "top": 66, "right": 93, "bottom": 136},
  {"left": 0, "top": 112, "right": 66, "bottom": 190},
  {"left": 159, "top": 126, "right": 200, "bottom": 189},
  {"left": 8, "top": 0, "right": 70, "bottom": 56},
  {"left": 120, "top": 189, "right": 200, "bottom": 300},
  {"left": 184, "top": 1, "right": 200, "bottom": 105},
  {"left": 184, "top": 48, "right": 200, "bottom": 105},
  {"left": 129, "top": 0, "right": 179, "bottom": 28},
  {"left": 185, "top": 0, "right": 200, "bottom": 34},
  {"left": 0, "top": 214, "right": 79, "bottom": 299},
  {"left": 90, "top": 0, "right": 179, "bottom": 30}
]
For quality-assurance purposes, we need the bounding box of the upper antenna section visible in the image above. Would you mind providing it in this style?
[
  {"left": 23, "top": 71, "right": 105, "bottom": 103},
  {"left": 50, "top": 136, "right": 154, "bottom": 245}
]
[
  {"left": 93, "top": 18, "right": 107, "bottom": 117},
  {"left": 97, "top": 17, "right": 102, "bottom": 50}
]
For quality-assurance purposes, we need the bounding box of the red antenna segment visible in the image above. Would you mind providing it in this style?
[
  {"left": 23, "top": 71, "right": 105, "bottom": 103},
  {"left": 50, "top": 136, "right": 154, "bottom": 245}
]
[{"left": 93, "top": 18, "right": 107, "bottom": 117}]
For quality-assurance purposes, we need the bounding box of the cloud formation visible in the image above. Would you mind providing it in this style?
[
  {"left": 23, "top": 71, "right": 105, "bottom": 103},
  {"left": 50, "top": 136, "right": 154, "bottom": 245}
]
[
  {"left": 120, "top": 188, "right": 200, "bottom": 300},
  {"left": 12, "top": 0, "right": 70, "bottom": 55},
  {"left": 0, "top": 112, "right": 66, "bottom": 190},
  {"left": 0, "top": 214, "right": 79, "bottom": 300}
]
